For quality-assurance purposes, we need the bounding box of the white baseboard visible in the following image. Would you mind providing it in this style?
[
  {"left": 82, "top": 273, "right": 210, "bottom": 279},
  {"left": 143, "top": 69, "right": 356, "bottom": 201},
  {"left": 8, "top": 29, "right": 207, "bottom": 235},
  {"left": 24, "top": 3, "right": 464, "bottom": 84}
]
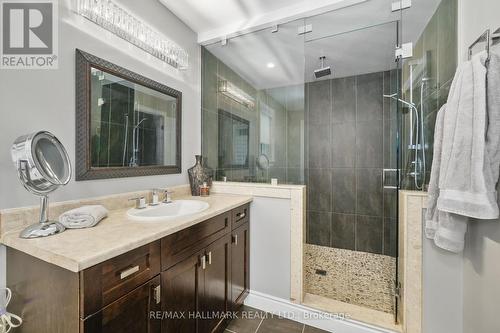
[{"left": 244, "top": 290, "right": 398, "bottom": 333}]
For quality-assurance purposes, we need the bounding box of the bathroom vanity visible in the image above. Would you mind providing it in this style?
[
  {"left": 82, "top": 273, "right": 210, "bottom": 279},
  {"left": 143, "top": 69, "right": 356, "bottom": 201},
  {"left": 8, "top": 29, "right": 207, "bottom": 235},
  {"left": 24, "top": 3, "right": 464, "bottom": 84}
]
[{"left": 2, "top": 194, "right": 250, "bottom": 333}]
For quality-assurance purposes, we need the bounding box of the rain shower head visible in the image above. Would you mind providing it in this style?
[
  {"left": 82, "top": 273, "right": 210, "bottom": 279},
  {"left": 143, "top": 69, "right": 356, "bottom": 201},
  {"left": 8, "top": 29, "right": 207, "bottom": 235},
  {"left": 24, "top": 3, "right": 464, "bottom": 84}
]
[{"left": 314, "top": 56, "right": 331, "bottom": 78}]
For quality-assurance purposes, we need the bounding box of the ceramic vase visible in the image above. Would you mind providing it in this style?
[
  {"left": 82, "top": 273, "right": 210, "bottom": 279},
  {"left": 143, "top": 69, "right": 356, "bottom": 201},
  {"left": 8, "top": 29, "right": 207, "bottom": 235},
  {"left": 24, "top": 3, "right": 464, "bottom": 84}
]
[{"left": 188, "top": 155, "right": 213, "bottom": 196}]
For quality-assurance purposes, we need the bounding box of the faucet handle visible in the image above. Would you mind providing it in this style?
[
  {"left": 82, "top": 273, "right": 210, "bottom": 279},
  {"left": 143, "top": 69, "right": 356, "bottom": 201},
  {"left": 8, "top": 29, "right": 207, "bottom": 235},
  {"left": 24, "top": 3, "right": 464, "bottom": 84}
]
[
  {"left": 129, "top": 196, "right": 147, "bottom": 209},
  {"left": 162, "top": 189, "right": 174, "bottom": 203}
]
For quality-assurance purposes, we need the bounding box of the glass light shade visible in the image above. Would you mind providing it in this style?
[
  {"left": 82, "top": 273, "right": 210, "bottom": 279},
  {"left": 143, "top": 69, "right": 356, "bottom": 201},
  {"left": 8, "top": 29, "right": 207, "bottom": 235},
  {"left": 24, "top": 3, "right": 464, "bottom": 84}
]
[{"left": 78, "top": 0, "right": 189, "bottom": 69}]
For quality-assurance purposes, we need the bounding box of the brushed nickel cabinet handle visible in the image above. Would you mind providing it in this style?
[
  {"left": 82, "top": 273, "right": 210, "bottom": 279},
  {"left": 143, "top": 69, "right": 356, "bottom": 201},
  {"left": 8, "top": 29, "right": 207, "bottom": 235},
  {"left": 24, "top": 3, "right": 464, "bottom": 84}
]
[
  {"left": 119, "top": 265, "right": 140, "bottom": 279},
  {"left": 153, "top": 285, "right": 161, "bottom": 304},
  {"left": 232, "top": 234, "right": 238, "bottom": 246},
  {"left": 201, "top": 255, "right": 206, "bottom": 270},
  {"left": 207, "top": 251, "right": 212, "bottom": 265},
  {"left": 237, "top": 212, "right": 246, "bottom": 219}
]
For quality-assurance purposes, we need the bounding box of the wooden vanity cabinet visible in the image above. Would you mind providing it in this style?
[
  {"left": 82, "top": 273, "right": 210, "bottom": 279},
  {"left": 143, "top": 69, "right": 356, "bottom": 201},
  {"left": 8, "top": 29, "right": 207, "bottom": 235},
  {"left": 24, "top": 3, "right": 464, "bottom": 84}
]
[
  {"left": 230, "top": 222, "right": 249, "bottom": 307},
  {"left": 6, "top": 204, "right": 250, "bottom": 333}
]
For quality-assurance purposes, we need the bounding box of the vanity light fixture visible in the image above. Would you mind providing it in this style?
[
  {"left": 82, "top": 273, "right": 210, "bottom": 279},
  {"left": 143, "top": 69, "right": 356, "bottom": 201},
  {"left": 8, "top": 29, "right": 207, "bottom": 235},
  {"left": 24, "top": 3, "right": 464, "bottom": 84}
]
[
  {"left": 218, "top": 80, "right": 255, "bottom": 109},
  {"left": 77, "top": 0, "right": 189, "bottom": 69}
]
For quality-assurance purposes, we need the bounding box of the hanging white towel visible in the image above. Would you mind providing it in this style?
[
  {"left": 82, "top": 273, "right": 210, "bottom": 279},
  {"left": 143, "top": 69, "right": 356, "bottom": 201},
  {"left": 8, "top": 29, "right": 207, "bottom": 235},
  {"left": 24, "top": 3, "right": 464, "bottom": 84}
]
[
  {"left": 425, "top": 105, "right": 468, "bottom": 252},
  {"left": 486, "top": 45, "right": 500, "bottom": 199},
  {"left": 426, "top": 49, "right": 500, "bottom": 253},
  {"left": 437, "top": 51, "right": 498, "bottom": 219},
  {"left": 59, "top": 205, "right": 108, "bottom": 229}
]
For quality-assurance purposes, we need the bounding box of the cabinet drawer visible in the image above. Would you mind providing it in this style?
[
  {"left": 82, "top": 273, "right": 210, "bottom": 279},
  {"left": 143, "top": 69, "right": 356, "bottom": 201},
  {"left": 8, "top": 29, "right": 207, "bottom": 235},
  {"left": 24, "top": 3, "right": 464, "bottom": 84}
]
[
  {"left": 81, "top": 275, "right": 161, "bottom": 333},
  {"left": 231, "top": 204, "right": 249, "bottom": 230},
  {"left": 80, "top": 241, "right": 161, "bottom": 318},
  {"left": 161, "top": 211, "right": 230, "bottom": 270}
]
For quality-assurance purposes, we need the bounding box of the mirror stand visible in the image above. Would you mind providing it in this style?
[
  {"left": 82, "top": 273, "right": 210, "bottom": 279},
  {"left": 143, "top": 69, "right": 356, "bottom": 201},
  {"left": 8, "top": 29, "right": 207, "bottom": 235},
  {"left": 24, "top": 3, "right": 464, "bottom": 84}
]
[
  {"left": 19, "top": 195, "right": 66, "bottom": 239},
  {"left": 12, "top": 131, "right": 71, "bottom": 239}
]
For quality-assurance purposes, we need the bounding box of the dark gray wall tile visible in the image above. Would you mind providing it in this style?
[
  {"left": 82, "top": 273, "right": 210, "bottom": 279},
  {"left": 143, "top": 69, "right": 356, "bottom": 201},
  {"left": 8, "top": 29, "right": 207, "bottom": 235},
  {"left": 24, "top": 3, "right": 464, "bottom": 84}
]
[
  {"left": 384, "top": 218, "right": 398, "bottom": 257},
  {"left": 332, "top": 213, "right": 356, "bottom": 250},
  {"left": 356, "top": 121, "right": 383, "bottom": 168},
  {"left": 287, "top": 111, "right": 305, "bottom": 168},
  {"left": 202, "top": 49, "right": 218, "bottom": 113},
  {"left": 269, "top": 167, "right": 287, "bottom": 183},
  {"left": 356, "top": 215, "right": 383, "bottom": 254},
  {"left": 308, "top": 168, "right": 332, "bottom": 211},
  {"left": 437, "top": 0, "right": 457, "bottom": 89},
  {"left": 308, "top": 80, "right": 332, "bottom": 126},
  {"left": 287, "top": 168, "right": 305, "bottom": 185},
  {"left": 356, "top": 168, "right": 383, "bottom": 216},
  {"left": 383, "top": 118, "right": 398, "bottom": 169},
  {"left": 423, "top": 13, "right": 438, "bottom": 89},
  {"left": 215, "top": 168, "right": 232, "bottom": 181},
  {"left": 384, "top": 190, "right": 398, "bottom": 219},
  {"left": 332, "top": 168, "right": 356, "bottom": 213},
  {"left": 202, "top": 109, "right": 219, "bottom": 169},
  {"left": 308, "top": 124, "right": 331, "bottom": 168},
  {"left": 356, "top": 72, "right": 383, "bottom": 121},
  {"left": 332, "top": 76, "right": 356, "bottom": 123},
  {"left": 383, "top": 70, "right": 398, "bottom": 120},
  {"left": 331, "top": 122, "right": 356, "bottom": 168},
  {"left": 307, "top": 211, "right": 332, "bottom": 247}
]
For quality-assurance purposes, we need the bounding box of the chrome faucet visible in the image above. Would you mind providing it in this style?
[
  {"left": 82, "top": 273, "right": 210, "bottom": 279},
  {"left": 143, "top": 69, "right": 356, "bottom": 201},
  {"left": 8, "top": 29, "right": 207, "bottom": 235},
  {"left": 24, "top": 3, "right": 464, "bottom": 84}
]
[
  {"left": 129, "top": 196, "right": 147, "bottom": 209},
  {"left": 163, "top": 189, "right": 174, "bottom": 204}
]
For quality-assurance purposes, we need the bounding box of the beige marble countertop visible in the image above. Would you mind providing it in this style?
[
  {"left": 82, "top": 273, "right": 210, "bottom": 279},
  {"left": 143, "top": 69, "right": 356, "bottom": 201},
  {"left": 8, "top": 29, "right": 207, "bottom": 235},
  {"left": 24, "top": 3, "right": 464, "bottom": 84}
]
[{"left": 1, "top": 194, "right": 252, "bottom": 272}]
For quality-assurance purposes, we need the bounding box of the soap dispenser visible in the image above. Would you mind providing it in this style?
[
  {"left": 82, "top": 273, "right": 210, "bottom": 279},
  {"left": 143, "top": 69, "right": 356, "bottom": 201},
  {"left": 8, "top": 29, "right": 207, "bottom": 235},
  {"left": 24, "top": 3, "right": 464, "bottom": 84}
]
[{"left": 199, "top": 182, "right": 210, "bottom": 197}]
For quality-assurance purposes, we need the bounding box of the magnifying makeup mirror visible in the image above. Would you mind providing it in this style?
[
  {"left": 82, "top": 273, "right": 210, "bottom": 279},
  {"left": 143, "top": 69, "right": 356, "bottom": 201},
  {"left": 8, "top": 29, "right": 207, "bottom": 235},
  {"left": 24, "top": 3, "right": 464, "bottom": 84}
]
[{"left": 11, "top": 131, "right": 72, "bottom": 238}]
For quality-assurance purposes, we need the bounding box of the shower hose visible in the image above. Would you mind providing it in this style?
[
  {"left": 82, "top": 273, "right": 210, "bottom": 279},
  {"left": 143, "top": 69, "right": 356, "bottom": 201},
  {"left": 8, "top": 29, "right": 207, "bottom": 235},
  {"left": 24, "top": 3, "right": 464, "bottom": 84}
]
[{"left": 0, "top": 288, "right": 22, "bottom": 333}]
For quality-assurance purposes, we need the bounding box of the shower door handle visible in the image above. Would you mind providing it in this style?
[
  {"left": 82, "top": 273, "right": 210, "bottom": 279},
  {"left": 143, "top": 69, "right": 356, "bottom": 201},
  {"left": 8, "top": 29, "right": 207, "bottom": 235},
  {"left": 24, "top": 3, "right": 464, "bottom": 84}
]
[{"left": 383, "top": 169, "right": 399, "bottom": 189}]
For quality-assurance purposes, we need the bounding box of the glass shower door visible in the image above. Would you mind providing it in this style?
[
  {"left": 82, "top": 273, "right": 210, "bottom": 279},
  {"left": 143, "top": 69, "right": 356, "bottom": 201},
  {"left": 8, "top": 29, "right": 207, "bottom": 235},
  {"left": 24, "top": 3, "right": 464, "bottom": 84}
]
[{"left": 302, "top": 16, "right": 402, "bottom": 324}]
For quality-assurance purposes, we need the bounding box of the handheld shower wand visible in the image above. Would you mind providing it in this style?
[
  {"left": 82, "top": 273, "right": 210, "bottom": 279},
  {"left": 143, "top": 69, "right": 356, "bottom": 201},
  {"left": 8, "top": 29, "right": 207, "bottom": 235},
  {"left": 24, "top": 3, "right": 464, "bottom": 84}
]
[{"left": 383, "top": 94, "right": 423, "bottom": 190}]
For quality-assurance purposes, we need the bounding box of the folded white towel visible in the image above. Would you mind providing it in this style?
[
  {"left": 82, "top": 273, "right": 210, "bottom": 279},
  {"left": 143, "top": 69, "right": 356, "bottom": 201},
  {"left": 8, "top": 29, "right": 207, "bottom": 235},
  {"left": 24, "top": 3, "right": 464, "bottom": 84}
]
[{"left": 59, "top": 205, "right": 108, "bottom": 229}]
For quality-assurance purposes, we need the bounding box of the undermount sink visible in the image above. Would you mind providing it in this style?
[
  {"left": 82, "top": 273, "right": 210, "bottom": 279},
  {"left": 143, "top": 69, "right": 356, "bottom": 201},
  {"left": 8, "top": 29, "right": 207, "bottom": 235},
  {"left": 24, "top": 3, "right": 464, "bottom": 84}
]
[{"left": 127, "top": 200, "right": 210, "bottom": 221}]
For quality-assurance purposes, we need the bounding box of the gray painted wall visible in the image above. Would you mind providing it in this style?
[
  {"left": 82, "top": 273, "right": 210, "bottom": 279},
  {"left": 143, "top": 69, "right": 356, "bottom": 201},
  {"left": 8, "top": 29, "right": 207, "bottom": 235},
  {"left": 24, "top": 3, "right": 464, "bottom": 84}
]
[
  {"left": 249, "top": 197, "right": 291, "bottom": 300},
  {"left": 458, "top": 0, "right": 500, "bottom": 332},
  {"left": 423, "top": 229, "right": 463, "bottom": 333},
  {"left": 0, "top": 0, "right": 200, "bottom": 289}
]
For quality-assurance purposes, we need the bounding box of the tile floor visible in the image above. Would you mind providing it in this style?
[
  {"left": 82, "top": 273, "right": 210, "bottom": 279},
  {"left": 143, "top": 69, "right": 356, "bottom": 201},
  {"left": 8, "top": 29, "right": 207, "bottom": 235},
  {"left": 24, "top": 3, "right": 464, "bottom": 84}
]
[{"left": 225, "top": 306, "right": 329, "bottom": 333}]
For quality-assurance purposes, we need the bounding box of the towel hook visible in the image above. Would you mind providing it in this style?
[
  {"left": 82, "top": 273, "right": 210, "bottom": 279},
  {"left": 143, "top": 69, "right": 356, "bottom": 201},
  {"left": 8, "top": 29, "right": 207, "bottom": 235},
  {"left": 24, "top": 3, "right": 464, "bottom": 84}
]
[{"left": 468, "top": 28, "right": 500, "bottom": 61}]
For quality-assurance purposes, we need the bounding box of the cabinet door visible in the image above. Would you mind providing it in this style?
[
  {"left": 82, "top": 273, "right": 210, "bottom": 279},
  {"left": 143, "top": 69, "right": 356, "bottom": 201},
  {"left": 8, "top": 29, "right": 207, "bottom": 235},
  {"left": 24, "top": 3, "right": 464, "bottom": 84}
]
[
  {"left": 161, "top": 252, "right": 202, "bottom": 333},
  {"left": 82, "top": 276, "right": 161, "bottom": 333},
  {"left": 200, "top": 234, "right": 231, "bottom": 333},
  {"left": 231, "top": 223, "right": 249, "bottom": 308}
]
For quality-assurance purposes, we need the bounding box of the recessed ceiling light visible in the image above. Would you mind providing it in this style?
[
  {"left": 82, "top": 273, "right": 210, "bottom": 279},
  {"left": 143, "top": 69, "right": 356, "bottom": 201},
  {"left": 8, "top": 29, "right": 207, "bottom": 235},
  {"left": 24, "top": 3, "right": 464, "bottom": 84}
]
[{"left": 267, "top": 62, "right": 275, "bottom": 68}]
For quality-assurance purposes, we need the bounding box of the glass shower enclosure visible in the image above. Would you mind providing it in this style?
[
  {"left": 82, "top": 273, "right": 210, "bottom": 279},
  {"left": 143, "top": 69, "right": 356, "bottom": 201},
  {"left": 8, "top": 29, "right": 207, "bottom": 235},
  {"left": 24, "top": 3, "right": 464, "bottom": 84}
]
[{"left": 201, "top": 0, "right": 408, "bottom": 327}]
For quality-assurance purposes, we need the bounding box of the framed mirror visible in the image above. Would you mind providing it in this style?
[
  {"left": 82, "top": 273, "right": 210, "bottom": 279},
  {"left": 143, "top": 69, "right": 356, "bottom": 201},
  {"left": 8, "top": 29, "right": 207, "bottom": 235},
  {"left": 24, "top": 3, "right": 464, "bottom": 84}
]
[{"left": 75, "top": 49, "right": 181, "bottom": 180}]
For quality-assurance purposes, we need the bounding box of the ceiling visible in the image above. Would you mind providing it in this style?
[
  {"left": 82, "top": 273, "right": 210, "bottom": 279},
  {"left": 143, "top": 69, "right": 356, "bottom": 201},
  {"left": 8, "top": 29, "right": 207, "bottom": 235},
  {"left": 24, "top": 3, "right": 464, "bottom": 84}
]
[
  {"left": 160, "top": 0, "right": 443, "bottom": 90},
  {"left": 159, "top": 0, "right": 365, "bottom": 43}
]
